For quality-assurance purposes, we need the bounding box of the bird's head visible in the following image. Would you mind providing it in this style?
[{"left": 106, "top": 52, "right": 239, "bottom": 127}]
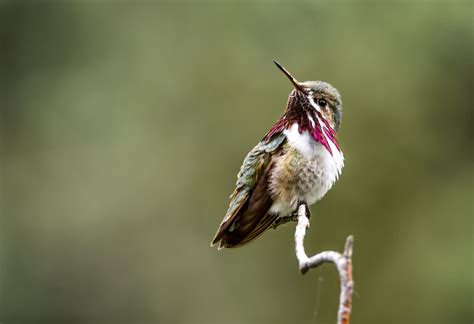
[{"left": 273, "top": 61, "right": 343, "bottom": 131}]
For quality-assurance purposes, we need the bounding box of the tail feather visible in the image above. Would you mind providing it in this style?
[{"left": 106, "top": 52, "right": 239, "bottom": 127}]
[{"left": 219, "top": 212, "right": 279, "bottom": 248}]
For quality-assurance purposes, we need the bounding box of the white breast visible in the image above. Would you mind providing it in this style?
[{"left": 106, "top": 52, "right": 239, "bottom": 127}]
[{"left": 283, "top": 122, "right": 344, "bottom": 206}]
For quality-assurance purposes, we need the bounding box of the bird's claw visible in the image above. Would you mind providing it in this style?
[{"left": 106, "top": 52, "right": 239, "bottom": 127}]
[
  {"left": 272, "top": 204, "right": 311, "bottom": 229},
  {"left": 271, "top": 215, "right": 298, "bottom": 229}
]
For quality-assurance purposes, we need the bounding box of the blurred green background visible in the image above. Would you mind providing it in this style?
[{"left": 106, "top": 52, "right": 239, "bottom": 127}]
[{"left": 1, "top": 1, "right": 472, "bottom": 323}]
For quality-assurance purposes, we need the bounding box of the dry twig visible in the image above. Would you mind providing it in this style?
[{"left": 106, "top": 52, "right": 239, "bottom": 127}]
[{"left": 294, "top": 204, "right": 354, "bottom": 324}]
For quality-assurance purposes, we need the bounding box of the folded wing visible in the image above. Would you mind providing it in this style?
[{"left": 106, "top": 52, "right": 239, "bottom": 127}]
[{"left": 211, "top": 133, "right": 287, "bottom": 249}]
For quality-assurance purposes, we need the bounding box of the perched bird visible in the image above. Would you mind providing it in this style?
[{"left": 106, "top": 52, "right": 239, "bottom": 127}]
[{"left": 211, "top": 61, "right": 344, "bottom": 249}]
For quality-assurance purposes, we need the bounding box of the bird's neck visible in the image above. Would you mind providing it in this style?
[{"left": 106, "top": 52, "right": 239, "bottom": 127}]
[{"left": 264, "top": 97, "right": 341, "bottom": 156}]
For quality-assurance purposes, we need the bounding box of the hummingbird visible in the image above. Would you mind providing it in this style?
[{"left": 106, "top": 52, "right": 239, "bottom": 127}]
[{"left": 211, "top": 61, "right": 344, "bottom": 249}]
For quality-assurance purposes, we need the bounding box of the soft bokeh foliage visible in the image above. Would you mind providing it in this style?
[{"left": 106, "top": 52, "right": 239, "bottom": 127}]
[{"left": 1, "top": 1, "right": 472, "bottom": 323}]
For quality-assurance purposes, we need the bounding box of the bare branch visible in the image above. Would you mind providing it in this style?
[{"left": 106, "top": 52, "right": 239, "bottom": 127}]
[{"left": 294, "top": 204, "right": 354, "bottom": 324}]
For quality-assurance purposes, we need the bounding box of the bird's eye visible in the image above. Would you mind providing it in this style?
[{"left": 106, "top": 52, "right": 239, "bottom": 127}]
[{"left": 317, "top": 99, "right": 328, "bottom": 108}]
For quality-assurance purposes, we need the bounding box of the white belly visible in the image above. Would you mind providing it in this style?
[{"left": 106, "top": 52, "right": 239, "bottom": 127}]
[{"left": 269, "top": 123, "right": 344, "bottom": 216}]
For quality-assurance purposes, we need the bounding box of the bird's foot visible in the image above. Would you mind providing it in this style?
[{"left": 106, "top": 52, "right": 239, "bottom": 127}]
[
  {"left": 271, "top": 204, "right": 311, "bottom": 229},
  {"left": 295, "top": 203, "right": 311, "bottom": 228},
  {"left": 293, "top": 203, "right": 311, "bottom": 218},
  {"left": 304, "top": 204, "right": 311, "bottom": 219},
  {"left": 271, "top": 215, "right": 298, "bottom": 229}
]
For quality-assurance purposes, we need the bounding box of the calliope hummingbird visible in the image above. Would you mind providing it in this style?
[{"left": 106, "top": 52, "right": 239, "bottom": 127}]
[{"left": 211, "top": 61, "right": 344, "bottom": 249}]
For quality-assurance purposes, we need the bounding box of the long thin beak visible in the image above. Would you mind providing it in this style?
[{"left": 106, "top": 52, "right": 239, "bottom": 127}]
[{"left": 273, "top": 60, "right": 306, "bottom": 93}]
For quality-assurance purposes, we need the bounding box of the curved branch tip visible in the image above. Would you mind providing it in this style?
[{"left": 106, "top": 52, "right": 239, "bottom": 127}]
[{"left": 294, "top": 204, "right": 354, "bottom": 324}]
